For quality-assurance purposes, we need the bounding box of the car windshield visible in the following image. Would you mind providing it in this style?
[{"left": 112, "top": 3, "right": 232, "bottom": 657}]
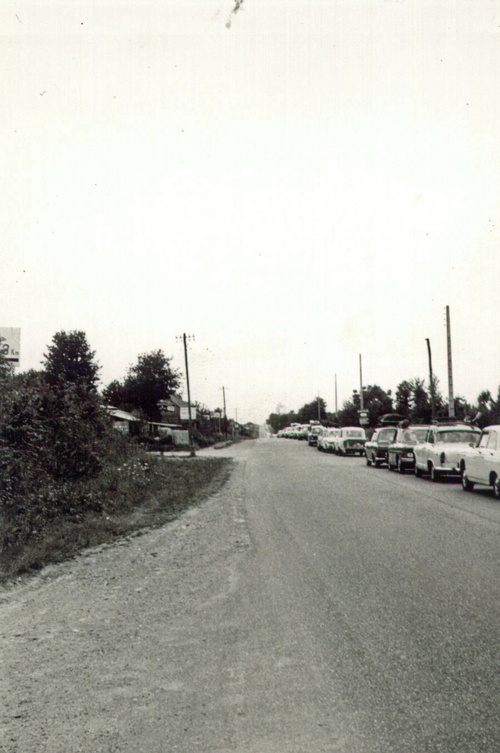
[
  {"left": 436, "top": 430, "right": 481, "bottom": 444},
  {"left": 411, "top": 428, "right": 429, "bottom": 443},
  {"left": 379, "top": 429, "right": 396, "bottom": 441},
  {"left": 401, "top": 431, "right": 418, "bottom": 444}
]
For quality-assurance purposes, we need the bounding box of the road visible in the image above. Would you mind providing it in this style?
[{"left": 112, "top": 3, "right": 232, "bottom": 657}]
[{"left": 1, "top": 438, "right": 499, "bottom": 752}]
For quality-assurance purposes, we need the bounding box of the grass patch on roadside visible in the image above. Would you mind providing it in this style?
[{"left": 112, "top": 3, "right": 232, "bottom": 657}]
[{"left": 0, "top": 454, "right": 234, "bottom": 583}]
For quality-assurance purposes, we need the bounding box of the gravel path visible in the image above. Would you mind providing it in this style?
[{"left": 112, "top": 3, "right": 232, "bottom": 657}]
[{"left": 0, "top": 444, "right": 250, "bottom": 753}]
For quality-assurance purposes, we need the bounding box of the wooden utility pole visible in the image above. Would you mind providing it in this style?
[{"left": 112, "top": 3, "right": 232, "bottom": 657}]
[
  {"left": 359, "top": 354, "right": 364, "bottom": 410},
  {"left": 446, "top": 305, "right": 455, "bottom": 417},
  {"left": 177, "top": 334, "right": 196, "bottom": 457},
  {"left": 426, "top": 338, "right": 436, "bottom": 421},
  {"left": 222, "top": 385, "right": 227, "bottom": 439}
]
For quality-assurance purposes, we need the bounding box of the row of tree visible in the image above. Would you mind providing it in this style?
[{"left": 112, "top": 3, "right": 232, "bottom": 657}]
[{"left": 267, "top": 378, "right": 500, "bottom": 433}]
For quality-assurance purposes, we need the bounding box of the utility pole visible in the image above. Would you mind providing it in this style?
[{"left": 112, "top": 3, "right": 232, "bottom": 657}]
[
  {"left": 222, "top": 385, "right": 227, "bottom": 439},
  {"left": 335, "top": 373, "right": 338, "bottom": 415},
  {"left": 176, "top": 334, "right": 196, "bottom": 457},
  {"left": 426, "top": 338, "right": 436, "bottom": 421},
  {"left": 359, "top": 354, "right": 364, "bottom": 410},
  {"left": 446, "top": 305, "right": 455, "bottom": 417}
]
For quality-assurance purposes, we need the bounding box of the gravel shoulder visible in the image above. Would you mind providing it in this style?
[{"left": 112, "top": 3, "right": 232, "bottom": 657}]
[{"left": 0, "top": 443, "right": 252, "bottom": 753}]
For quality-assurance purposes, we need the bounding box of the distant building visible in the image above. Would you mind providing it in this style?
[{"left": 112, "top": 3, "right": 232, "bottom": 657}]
[
  {"left": 105, "top": 406, "right": 140, "bottom": 434},
  {"left": 158, "top": 394, "right": 195, "bottom": 424}
]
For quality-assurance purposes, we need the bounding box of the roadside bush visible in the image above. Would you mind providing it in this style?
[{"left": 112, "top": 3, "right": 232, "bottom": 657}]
[
  {"left": 0, "top": 371, "right": 113, "bottom": 542},
  {"left": 0, "top": 369, "right": 234, "bottom": 580}
]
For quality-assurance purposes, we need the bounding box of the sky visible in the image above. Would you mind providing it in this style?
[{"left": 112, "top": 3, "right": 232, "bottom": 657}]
[{"left": 2, "top": 0, "right": 500, "bottom": 423}]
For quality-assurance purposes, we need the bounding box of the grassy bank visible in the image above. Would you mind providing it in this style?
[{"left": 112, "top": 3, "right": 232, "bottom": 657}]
[{"left": 0, "top": 452, "right": 233, "bottom": 583}]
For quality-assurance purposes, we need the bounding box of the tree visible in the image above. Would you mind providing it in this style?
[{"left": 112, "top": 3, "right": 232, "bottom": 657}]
[
  {"left": 395, "top": 380, "right": 412, "bottom": 418},
  {"left": 43, "top": 331, "right": 100, "bottom": 389},
  {"left": 104, "top": 350, "right": 181, "bottom": 422},
  {"left": 336, "top": 385, "right": 392, "bottom": 428},
  {"left": 297, "top": 397, "right": 327, "bottom": 424}
]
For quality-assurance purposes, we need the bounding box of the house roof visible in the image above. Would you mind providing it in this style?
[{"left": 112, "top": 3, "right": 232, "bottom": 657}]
[
  {"left": 106, "top": 406, "right": 140, "bottom": 422},
  {"left": 164, "top": 394, "right": 189, "bottom": 408}
]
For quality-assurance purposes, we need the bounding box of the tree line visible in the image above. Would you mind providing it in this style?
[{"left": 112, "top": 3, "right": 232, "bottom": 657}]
[{"left": 267, "top": 378, "right": 500, "bottom": 433}]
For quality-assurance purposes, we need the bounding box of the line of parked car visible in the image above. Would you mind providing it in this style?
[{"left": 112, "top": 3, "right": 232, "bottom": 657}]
[{"left": 276, "top": 418, "right": 500, "bottom": 500}]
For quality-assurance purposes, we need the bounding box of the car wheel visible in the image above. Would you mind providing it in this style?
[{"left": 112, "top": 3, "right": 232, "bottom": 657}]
[
  {"left": 492, "top": 475, "right": 500, "bottom": 500},
  {"left": 374, "top": 458, "right": 381, "bottom": 468},
  {"left": 461, "top": 471, "right": 474, "bottom": 492},
  {"left": 397, "top": 458, "right": 405, "bottom": 474},
  {"left": 430, "top": 465, "right": 441, "bottom": 482},
  {"left": 415, "top": 465, "right": 423, "bottom": 478}
]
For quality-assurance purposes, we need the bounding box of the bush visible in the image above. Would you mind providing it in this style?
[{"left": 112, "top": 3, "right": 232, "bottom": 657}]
[{"left": 0, "top": 371, "right": 114, "bottom": 543}]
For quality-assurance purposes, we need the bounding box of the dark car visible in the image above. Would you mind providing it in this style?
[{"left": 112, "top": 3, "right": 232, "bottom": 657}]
[
  {"left": 365, "top": 426, "right": 397, "bottom": 467},
  {"left": 307, "top": 425, "right": 323, "bottom": 446},
  {"left": 387, "top": 425, "right": 431, "bottom": 473}
]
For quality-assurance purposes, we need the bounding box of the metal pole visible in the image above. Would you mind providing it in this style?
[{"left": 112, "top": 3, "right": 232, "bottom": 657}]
[
  {"left": 335, "top": 373, "right": 338, "bottom": 415},
  {"left": 446, "top": 305, "right": 455, "bottom": 417},
  {"left": 426, "top": 338, "right": 436, "bottom": 421}
]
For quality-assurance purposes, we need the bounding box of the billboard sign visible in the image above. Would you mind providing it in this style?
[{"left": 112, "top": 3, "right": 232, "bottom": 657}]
[
  {"left": 0, "top": 327, "right": 21, "bottom": 364},
  {"left": 358, "top": 410, "right": 370, "bottom": 426},
  {"left": 180, "top": 406, "right": 197, "bottom": 421}
]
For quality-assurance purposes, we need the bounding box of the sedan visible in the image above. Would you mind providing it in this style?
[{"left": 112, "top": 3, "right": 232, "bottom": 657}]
[
  {"left": 459, "top": 425, "right": 500, "bottom": 499},
  {"left": 387, "top": 425, "right": 430, "bottom": 473},
  {"left": 365, "top": 426, "right": 397, "bottom": 467}
]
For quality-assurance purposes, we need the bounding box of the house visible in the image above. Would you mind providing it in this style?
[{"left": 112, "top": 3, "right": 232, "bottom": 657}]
[
  {"left": 158, "top": 394, "right": 197, "bottom": 424},
  {"left": 105, "top": 406, "right": 140, "bottom": 434}
]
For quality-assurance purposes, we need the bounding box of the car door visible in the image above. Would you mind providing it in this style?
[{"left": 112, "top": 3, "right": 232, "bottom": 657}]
[
  {"left": 467, "top": 431, "right": 490, "bottom": 482},
  {"left": 416, "top": 429, "right": 433, "bottom": 468},
  {"left": 474, "top": 430, "right": 498, "bottom": 484}
]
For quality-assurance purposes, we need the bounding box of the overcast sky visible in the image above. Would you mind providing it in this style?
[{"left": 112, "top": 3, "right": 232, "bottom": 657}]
[{"left": 2, "top": 0, "right": 499, "bottom": 423}]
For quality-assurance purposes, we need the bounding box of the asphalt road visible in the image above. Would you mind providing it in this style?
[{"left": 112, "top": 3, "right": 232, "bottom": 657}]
[{"left": 1, "top": 437, "right": 499, "bottom": 752}]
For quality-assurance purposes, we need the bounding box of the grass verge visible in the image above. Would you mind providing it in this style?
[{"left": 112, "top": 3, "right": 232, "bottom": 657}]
[{"left": 0, "top": 455, "right": 233, "bottom": 584}]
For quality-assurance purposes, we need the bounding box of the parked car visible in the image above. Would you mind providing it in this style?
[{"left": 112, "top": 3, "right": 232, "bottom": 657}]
[
  {"left": 307, "top": 425, "right": 323, "bottom": 446},
  {"left": 317, "top": 427, "right": 341, "bottom": 452},
  {"left": 459, "top": 425, "right": 500, "bottom": 499},
  {"left": 387, "top": 424, "right": 431, "bottom": 473},
  {"left": 296, "top": 424, "right": 311, "bottom": 440},
  {"left": 377, "top": 413, "right": 405, "bottom": 427},
  {"left": 365, "top": 426, "right": 397, "bottom": 467},
  {"left": 413, "top": 422, "right": 481, "bottom": 481},
  {"left": 335, "top": 427, "right": 367, "bottom": 456}
]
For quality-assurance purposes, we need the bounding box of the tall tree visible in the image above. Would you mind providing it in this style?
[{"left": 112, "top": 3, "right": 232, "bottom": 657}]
[
  {"left": 337, "top": 385, "right": 393, "bottom": 427},
  {"left": 297, "top": 397, "right": 327, "bottom": 424},
  {"left": 105, "top": 350, "right": 181, "bottom": 421},
  {"left": 395, "top": 380, "right": 412, "bottom": 418},
  {"left": 43, "top": 331, "right": 100, "bottom": 389}
]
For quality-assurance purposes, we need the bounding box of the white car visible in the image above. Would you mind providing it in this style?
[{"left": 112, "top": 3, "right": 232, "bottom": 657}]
[
  {"left": 414, "top": 423, "right": 481, "bottom": 481},
  {"left": 334, "top": 427, "right": 367, "bottom": 456},
  {"left": 317, "top": 427, "right": 341, "bottom": 452},
  {"left": 459, "top": 425, "right": 500, "bottom": 499}
]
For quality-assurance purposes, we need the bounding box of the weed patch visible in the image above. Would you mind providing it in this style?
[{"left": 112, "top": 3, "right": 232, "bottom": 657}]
[{"left": 0, "top": 453, "right": 233, "bottom": 582}]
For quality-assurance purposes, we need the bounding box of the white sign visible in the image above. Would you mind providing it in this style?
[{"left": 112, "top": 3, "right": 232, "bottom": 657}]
[
  {"left": 0, "top": 327, "right": 21, "bottom": 364},
  {"left": 180, "top": 406, "right": 197, "bottom": 421}
]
